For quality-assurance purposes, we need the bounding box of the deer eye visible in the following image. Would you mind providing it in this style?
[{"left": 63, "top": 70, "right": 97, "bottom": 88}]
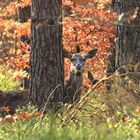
[
  {"left": 71, "top": 58, "right": 75, "bottom": 62},
  {"left": 82, "top": 58, "right": 86, "bottom": 62}
]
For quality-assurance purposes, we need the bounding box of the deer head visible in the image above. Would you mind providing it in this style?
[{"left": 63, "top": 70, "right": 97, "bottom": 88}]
[{"left": 64, "top": 49, "right": 98, "bottom": 76}]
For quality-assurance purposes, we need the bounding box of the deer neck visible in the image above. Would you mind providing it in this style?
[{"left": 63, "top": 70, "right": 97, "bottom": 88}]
[
  {"left": 64, "top": 71, "right": 83, "bottom": 103},
  {"left": 69, "top": 71, "right": 83, "bottom": 87}
]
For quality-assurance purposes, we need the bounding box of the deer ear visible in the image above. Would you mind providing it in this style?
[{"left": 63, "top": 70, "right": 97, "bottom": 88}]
[
  {"left": 88, "top": 71, "right": 98, "bottom": 85},
  {"left": 84, "top": 49, "right": 98, "bottom": 59},
  {"left": 63, "top": 49, "right": 73, "bottom": 59}
]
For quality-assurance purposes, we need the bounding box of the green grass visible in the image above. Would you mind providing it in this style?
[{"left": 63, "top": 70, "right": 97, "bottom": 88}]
[
  {"left": 0, "top": 105, "right": 139, "bottom": 140},
  {"left": 0, "top": 65, "right": 140, "bottom": 140}
]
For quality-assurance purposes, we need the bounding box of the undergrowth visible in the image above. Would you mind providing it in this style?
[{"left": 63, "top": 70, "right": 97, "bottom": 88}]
[
  {"left": 0, "top": 65, "right": 140, "bottom": 140},
  {"left": 0, "top": 65, "right": 20, "bottom": 91},
  {"left": 0, "top": 104, "right": 140, "bottom": 140}
]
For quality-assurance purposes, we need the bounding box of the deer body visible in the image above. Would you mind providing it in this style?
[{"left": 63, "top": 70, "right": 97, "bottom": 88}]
[
  {"left": 63, "top": 49, "right": 98, "bottom": 103},
  {"left": 64, "top": 70, "right": 83, "bottom": 103}
]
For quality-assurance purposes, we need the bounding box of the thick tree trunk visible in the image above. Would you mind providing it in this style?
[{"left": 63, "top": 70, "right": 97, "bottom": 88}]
[
  {"left": 114, "top": 0, "right": 140, "bottom": 68},
  {"left": 30, "top": 0, "right": 64, "bottom": 110}
]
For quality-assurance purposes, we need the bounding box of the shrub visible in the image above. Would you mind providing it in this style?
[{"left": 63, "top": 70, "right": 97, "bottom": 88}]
[{"left": 0, "top": 65, "right": 20, "bottom": 91}]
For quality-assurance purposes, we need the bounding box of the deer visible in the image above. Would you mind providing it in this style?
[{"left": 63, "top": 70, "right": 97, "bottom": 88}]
[{"left": 63, "top": 48, "right": 98, "bottom": 103}]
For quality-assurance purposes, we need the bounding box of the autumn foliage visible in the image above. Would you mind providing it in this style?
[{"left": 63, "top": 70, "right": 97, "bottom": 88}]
[
  {"left": 0, "top": 106, "right": 43, "bottom": 124},
  {"left": 0, "top": 0, "right": 115, "bottom": 86},
  {"left": 0, "top": 0, "right": 31, "bottom": 80}
]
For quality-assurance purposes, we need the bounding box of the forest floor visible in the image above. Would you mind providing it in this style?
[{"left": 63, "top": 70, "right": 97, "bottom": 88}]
[
  {"left": 0, "top": 90, "right": 29, "bottom": 114},
  {"left": 0, "top": 68, "right": 140, "bottom": 140}
]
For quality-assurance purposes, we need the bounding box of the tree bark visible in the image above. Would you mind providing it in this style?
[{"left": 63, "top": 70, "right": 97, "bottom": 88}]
[
  {"left": 30, "top": 0, "right": 64, "bottom": 111},
  {"left": 106, "top": 0, "right": 140, "bottom": 91},
  {"left": 114, "top": 0, "right": 140, "bottom": 68}
]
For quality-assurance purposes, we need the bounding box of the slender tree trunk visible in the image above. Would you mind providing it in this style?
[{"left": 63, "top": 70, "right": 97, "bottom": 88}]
[
  {"left": 114, "top": 0, "right": 140, "bottom": 68},
  {"left": 30, "top": 0, "right": 64, "bottom": 111},
  {"left": 106, "top": 0, "right": 140, "bottom": 91}
]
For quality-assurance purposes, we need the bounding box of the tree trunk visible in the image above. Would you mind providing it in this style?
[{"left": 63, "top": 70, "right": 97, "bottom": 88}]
[
  {"left": 30, "top": 0, "right": 64, "bottom": 111},
  {"left": 114, "top": 0, "right": 140, "bottom": 68},
  {"left": 106, "top": 0, "right": 140, "bottom": 91},
  {"left": 104, "top": 1, "right": 140, "bottom": 117}
]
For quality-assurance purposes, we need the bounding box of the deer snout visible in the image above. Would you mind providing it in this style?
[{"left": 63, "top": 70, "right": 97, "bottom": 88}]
[{"left": 76, "top": 64, "right": 83, "bottom": 70}]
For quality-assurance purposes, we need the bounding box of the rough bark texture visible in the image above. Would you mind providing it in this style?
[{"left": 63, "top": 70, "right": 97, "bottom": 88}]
[
  {"left": 113, "top": 0, "right": 140, "bottom": 68},
  {"left": 30, "top": 0, "right": 63, "bottom": 110},
  {"left": 106, "top": 0, "right": 140, "bottom": 91}
]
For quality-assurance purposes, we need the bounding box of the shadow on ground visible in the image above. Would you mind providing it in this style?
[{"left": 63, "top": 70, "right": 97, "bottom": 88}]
[{"left": 0, "top": 91, "right": 29, "bottom": 114}]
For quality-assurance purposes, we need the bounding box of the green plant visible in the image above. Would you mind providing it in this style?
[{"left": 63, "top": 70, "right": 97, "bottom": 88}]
[
  {"left": 0, "top": 104, "right": 139, "bottom": 140},
  {"left": 0, "top": 65, "right": 20, "bottom": 91}
]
